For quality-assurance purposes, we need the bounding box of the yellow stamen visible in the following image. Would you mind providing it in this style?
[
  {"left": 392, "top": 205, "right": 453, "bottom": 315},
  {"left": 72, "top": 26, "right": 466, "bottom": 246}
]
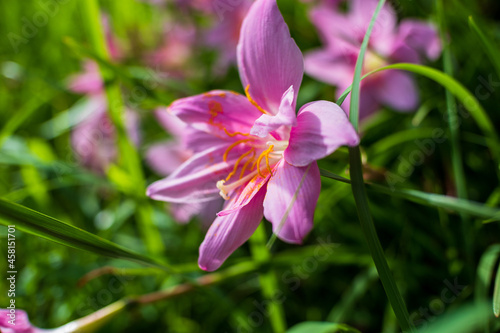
[
  {"left": 265, "top": 145, "right": 274, "bottom": 175},
  {"left": 223, "top": 128, "right": 251, "bottom": 137},
  {"left": 225, "top": 149, "right": 255, "bottom": 182},
  {"left": 245, "top": 84, "right": 268, "bottom": 115},
  {"left": 223, "top": 139, "right": 252, "bottom": 162},
  {"left": 239, "top": 150, "right": 256, "bottom": 179},
  {"left": 255, "top": 145, "right": 274, "bottom": 178}
]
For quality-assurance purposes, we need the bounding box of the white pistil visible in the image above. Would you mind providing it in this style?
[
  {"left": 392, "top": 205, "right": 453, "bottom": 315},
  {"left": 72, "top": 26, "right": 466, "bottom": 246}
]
[{"left": 217, "top": 169, "right": 260, "bottom": 200}]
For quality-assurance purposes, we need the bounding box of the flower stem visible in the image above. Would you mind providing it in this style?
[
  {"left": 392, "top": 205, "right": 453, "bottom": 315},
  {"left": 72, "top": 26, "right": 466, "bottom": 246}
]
[
  {"left": 250, "top": 224, "right": 287, "bottom": 333},
  {"left": 345, "top": 0, "right": 415, "bottom": 331}
]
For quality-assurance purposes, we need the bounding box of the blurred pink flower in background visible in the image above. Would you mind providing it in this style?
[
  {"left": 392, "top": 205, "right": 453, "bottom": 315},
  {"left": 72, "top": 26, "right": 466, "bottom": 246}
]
[
  {"left": 147, "top": 0, "right": 359, "bottom": 271},
  {"left": 304, "top": 0, "right": 442, "bottom": 120},
  {"left": 67, "top": 18, "right": 140, "bottom": 174},
  {"left": 0, "top": 309, "right": 46, "bottom": 333},
  {"left": 147, "top": 110, "right": 222, "bottom": 226},
  {"left": 144, "top": 23, "right": 197, "bottom": 77},
  {"left": 203, "top": 0, "right": 253, "bottom": 73}
]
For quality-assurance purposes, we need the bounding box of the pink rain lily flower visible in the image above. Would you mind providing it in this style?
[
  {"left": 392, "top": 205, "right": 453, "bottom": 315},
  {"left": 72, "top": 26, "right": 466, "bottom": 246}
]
[
  {"left": 204, "top": 0, "right": 253, "bottom": 73},
  {"left": 68, "top": 61, "right": 140, "bottom": 174},
  {"left": 0, "top": 309, "right": 47, "bottom": 333},
  {"left": 147, "top": 0, "right": 359, "bottom": 271},
  {"left": 145, "top": 23, "right": 197, "bottom": 77},
  {"left": 147, "top": 110, "right": 222, "bottom": 226},
  {"left": 304, "top": 0, "right": 442, "bottom": 120}
]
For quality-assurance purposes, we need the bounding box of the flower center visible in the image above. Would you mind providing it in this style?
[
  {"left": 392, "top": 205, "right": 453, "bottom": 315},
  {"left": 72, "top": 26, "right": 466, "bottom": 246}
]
[
  {"left": 364, "top": 50, "right": 387, "bottom": 74},
  {"left": 216, "top": 138, "right": 288, "bottom": 200}
]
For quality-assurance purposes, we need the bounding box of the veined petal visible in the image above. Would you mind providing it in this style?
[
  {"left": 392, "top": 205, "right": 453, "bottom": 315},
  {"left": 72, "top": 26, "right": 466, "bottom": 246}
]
[
  {"left": 198, "top": 187, "right": 266, "bottom": 271},
  {"left": 376, "top": 70, "right": 419, "bottom": 112},
  {"left": 263, "top": 160, "right": 320, "bottom": 244},
  {"left": 250, "top": 85, "right": 297, "bottom": 138},
  {"left": 217, "top": 173, "right": 271, "bottom": 216},
  {"left": 147, "top": 144, "right": 249, "bottom": 203},
  {"left": 284, "top": 100, "right": 359, "bottom": 167},
  {"left": 237, "top": 0, "right": 303, "bottom": 115},
  {"left": 168, "top": 90, "right": 262, "bottom": 138}
]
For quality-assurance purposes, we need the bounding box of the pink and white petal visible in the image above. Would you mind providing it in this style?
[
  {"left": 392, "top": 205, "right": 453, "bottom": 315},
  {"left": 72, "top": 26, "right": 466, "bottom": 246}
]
[
  {"left": 263, "top": 160, "right": 321, "bottom": 244},
  {"left": 237, "top": 0, "right": 303, "bottom": 115},
  {"left": 284, "top": 100, "right": 359, "bottom": 167},
  {"left": 198, "top": 187, "right": 266, "bottom": 271},
  {"left": 146, "top": 141, "right": 190, "bottom": 176},
  {"left": 147, "top": 144, "right": 249, "bottom": 203},
  {"left": 376, "top": 70, "right": 419, "bottom": 112},
  {"left": 168, "top": 90, "right": 262, "bottom": 138},
  {"left": 250, "top": 85, "right": 297, "bottom": 138},
  {"left": 218, "top": 173, "right": 271, "bottom": 216},
  {"left": 395, "top": 20, "right": 442, "bottom": 61},
  {"left": 304, "top": 48, "right": 356, "bottom": 88},
  {"left": 309, "top": 5, "right": 357, "bottom": 50}
]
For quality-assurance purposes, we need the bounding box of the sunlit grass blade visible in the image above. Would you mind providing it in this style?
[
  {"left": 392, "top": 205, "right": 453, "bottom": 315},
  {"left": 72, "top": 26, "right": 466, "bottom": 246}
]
[
  {"left": 418, "top": 302, "right": 491, "bottom": 333},
  {"left": 79, "top": 0, "right": 165, "bottom": 256},
  {"left": 286, "top": 322, "right": 361, "bottom": 333},
  {"left": 0, "top": 198, "right": 170, "bottom": 269},
  {"left": 494, "top": 263, "right": 500, "bottom": 318},
  {"left": 320, "top": 169, "right": 500, "bottom": 221}
]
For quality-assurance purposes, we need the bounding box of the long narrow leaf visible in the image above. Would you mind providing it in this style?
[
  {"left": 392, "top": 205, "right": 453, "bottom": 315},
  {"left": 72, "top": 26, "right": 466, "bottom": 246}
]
[
  {"left": 320, "top": 169, "right": 500, "bottom": 221},
  {"left": 0, "top": 198, "right": 169, "bottom": 269}
]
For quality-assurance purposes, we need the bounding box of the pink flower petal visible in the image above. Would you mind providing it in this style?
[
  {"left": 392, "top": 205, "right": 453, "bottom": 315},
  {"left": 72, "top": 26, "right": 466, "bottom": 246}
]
[
  {"left": 146, "top": 141, "right": 190, "bottom": 176},
  {"left": 147, "top": 144, "right": 248, "bottom": 203},
  {"left": 198, "top": 187, "right": 266, "bottom": 271},
  {"left": 263, "top": 160, "right": 321, "bottom": 244},
  {"left": 154, "top": 108, "right": 187, "bottom": 138},
  {"left": 284, "top": 100, "right": 359, "bottom": 167},
  {"left": 304, "top": 49, "right": 356, "bottom": 88},
  {"left": 217, "top": 173, "right": 271, "bottom": 216},
  {"left": 376, "top": 70, "right": 419, "bottom": 112},
  {"left": 171, "top": 199, "right": 222, "bottom": 227},
  {"left": 237, "top": 0, "right": 304, "bottom": 115},
  {"left": 250, "top": 85, "right": 297, "bottom": 138},
  {"left": 168, "top": 90, "right": 262, "bottom": 138},
  {"left": 394, "top": 20, "right": 442, "bottom": 61}
]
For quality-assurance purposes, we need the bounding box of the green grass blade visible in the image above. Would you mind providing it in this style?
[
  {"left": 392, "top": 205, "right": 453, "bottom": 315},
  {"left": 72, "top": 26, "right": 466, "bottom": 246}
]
[
  {"left": 476, "top": 245, "right": 500, "bottom": 331},
  {"left": 494, "top": 263, "right": 500, "bottom": 318},
  {"left": 418, "top": 303, "right": 491, "bottom": 333},
  {"left": 320, "top": 169, "right": 500, "bottom": 221},
  {"left": 79, "top": 0, "right": 165, "bottom": 256},
  {"left": 338, "top": 63, "right": 500, "bottom": 176},
  {"left": 0, "top": 198, "right": 169, "bottom": 269},
  {"left": 345, "top": 0, "right": 414, "bottom": 330},
  {"left": 469, "top": 16, "right": 500, "bottom": 80},
  {"left": 250, "top": 224, "right": 287, "bottom": 332},
  {"left": 287, "top": 322, "right": 361, "bottom": 333}
]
